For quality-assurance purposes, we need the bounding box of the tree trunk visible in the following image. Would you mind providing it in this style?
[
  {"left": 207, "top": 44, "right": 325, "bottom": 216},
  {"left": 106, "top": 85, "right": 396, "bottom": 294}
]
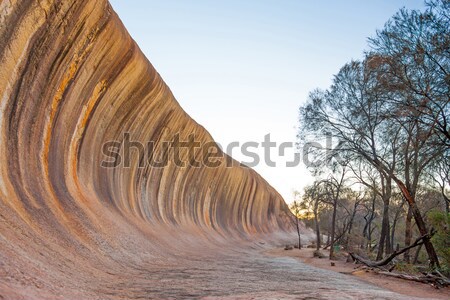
[
  {"left": 377, "top": 207, "right": 386, "bottom": 260},
  {"left": 439, "top": 184, "right": 449, "bottom": 215},
  {"left": 391, "top": 215, "right": 397, "bottom": 253},
  {"left": 313, "top": 199, "right": 321, "bottom": 250},
  {"left": 378, "top": 177, "right": 392, "bottom": 259},
  {"left": 390, "top": 201, "right": 404, "bottom": 252},
  {"left": 377, "top": 199, "right": 391, "bottom": 260},
  {"left": 404, "top": 206, "right": 412, "bottom": 263},
  {"left": 410, "top": 202, "right": 440, "bottom": 268},
  {"left": 367, "top": 194, "right": 376, "bottom": 251},
  {"left": 385, "top": 215, "right": 391, "bottom": 255},
  {"left": 296, "top": 217, "right": 302, "bottom": 249},
  {"left": 396, "top": 179, "right": 440, "bottom": 268},
  {"left": 413, "top": 243, "right": 422, "bottom": 264},
  {"left": 329, "top": 201, "right": 337, "bottom": 259},
  {"left": 346, "top": 203, "right": 357, "bottom": 250}
]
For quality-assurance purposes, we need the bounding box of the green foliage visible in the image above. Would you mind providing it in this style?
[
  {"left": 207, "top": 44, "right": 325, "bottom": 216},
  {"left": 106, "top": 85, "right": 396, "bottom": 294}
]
[{"left": 428, "top": 210, "right": 450, "bottom": 273}]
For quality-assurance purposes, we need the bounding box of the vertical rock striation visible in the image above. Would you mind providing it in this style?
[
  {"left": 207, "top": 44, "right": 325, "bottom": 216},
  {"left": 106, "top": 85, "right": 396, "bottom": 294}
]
[{"left": 0, "top": 0, "right": 293, "bottom": 298}]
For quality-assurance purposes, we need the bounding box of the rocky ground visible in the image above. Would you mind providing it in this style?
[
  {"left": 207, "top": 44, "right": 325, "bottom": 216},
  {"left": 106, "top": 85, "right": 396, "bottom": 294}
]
[
  {"left": 70, "top": 243, "right": 448, "bottom": 299},
  {"left": 3, "top": 231, "right": 448, "bottom": 299},
  {"left": 267, "top": 247, "right": 450, "bottom": 300}
]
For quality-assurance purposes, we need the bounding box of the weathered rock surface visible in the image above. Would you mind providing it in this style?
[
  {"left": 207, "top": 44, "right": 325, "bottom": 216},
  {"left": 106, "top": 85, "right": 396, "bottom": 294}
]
[
  {"left": 0, "top": 0, "right": 296, "bottom": 298},
  {"left": 0, "top": 2, "right": 427, "bottom": 299}
]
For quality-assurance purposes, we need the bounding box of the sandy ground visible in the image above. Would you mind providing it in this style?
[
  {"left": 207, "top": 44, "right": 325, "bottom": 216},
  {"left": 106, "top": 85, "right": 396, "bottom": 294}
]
[{"left": 266, "top": 247, "right": 450, "bottom": 300}]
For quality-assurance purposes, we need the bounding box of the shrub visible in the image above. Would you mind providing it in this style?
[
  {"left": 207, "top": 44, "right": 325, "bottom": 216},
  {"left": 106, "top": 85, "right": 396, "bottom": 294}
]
[{"left": 428, "top": 210, "right": 450, "bottom": 274}]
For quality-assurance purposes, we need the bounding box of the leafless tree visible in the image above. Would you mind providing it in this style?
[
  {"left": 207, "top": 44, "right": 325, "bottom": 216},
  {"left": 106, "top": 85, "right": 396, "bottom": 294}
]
[{"left": 289, "top": 197, "right": 304, "bottom": 249}]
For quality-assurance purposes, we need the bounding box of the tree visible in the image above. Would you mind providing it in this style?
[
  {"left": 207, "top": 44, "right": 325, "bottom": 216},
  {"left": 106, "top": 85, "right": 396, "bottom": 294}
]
[
  {"left": 349, "top": 158, "right": 395, "bottom": 258},
  {"left": 342, "top": 189, "right": 366, "bottom": 251},
  {"left": 289, "top": 196, "right": 305, "bottom": 249},
  {"left": 318, "top": 163, "right": 348, "bottom": 259},
  {"left": 389, "top": 193, "right": 406, "bottom": 253},
  {"left": 361, "top": 190, "right": 377, "bottom": 251},
  {"left": 303, "top": 183, "right": 324, "bottom": 250},
  {"left": 366, "top": 1, "right": 449, "bottom": 267},
  {"left": 298, "top": 0, "right": 449, "bottom": 268},
  {"left": 300, "top": 55, "right": 446, "bottom": 267}
]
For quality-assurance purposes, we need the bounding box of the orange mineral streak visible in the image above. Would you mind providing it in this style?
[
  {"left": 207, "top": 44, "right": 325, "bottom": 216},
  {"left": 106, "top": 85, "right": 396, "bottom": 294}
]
[
  {"left": 69, "top": 79, "right": 108, "bottom": 192},
  {"left": 0, "top": 1, "right": 294, "bottom": 298}
]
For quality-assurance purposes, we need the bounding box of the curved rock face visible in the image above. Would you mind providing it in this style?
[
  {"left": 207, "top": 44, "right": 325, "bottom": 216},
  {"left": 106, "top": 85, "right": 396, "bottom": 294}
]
[{"left": 0, "top": 0, "right": 293, "bottom": 298}]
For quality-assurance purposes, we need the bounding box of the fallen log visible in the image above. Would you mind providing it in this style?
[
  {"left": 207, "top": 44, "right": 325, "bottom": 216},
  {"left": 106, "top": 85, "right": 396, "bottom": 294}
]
[
  {"left": 377, "top": 271, "right": 450, "bottom": 288},
  {"left": 349, "top": 233, "right": 431, "bottom": 268}
]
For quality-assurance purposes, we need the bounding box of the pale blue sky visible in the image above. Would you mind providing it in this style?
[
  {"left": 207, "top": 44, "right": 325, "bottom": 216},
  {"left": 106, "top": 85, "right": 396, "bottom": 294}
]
[{"left": 110, "top": 0, "right": 425, "bottom": 203}]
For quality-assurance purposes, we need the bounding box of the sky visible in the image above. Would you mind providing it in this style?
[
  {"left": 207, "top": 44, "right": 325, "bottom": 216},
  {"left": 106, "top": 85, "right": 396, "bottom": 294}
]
[{"left": 110, "top": 0, "right": 425, "bottom": 204}]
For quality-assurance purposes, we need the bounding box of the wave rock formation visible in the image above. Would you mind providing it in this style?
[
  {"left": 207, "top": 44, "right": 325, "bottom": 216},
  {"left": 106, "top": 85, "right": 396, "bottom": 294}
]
[{"left": 0, "top": 1, "right": 293, "bottom": 298}]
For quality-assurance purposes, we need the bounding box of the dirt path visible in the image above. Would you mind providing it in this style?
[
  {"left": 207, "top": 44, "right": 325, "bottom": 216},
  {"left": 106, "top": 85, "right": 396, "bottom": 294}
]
[{"left": 266, "top": 247, "right": 450, "bottom": 300}]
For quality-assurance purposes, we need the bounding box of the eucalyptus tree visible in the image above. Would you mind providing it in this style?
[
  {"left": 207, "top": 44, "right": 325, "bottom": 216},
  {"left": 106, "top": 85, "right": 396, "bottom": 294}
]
[
  {"left": 317, "top": 162, "right": 348, "bottom": 259},
  {"left": 302, "top": 183, "right": 325, "bottom": 250},
  {"left": 298, "top": 0, "right": 449, "bottom": 267},
  {"left": 289, "top": 197, "right": 305, "bottom": 249},
  {"left": 299, "top": 59, "right": 403, "bottom": 259},
  {"left": 366, "top": 0, "right": 449, "bottom": 266},
  {"left": 349, "top": 157, "right": 396, "bottom": 259}
]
